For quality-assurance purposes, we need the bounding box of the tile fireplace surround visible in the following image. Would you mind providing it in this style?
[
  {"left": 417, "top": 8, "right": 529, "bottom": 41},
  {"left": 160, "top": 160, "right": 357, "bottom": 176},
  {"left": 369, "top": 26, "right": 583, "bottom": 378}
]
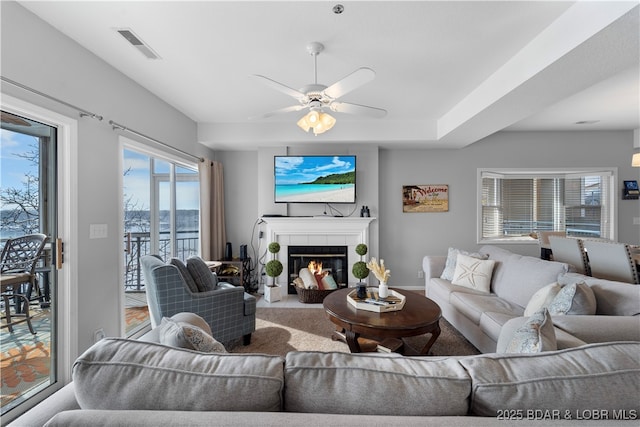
[{"left": 262, "top": 217, "right": 375, "bottom": 287}]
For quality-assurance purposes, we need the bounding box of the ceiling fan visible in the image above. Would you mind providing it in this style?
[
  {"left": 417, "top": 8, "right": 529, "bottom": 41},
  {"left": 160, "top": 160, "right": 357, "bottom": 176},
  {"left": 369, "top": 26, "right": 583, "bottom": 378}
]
[{"left": 252, "top": 42, "right": 386, "bottom": 135}]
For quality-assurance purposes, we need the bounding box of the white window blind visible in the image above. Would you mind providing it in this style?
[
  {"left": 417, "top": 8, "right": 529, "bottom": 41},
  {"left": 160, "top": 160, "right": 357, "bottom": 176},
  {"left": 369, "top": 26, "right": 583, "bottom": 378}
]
[{"left": 479, "top": 169, "right": 615, "bottom": 243}]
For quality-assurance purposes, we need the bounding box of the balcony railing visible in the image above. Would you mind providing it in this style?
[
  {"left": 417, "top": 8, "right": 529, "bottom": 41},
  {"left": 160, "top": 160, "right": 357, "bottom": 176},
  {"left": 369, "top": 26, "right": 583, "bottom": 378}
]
[{"left": 124, "top": 231, "right": 199, "bottom": 291}]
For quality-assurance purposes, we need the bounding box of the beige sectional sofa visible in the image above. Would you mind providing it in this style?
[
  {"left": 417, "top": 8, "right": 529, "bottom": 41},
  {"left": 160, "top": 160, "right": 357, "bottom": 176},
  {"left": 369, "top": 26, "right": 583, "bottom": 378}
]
[
  {"left": 423, "top": 245, "right": 640, "bottom": 353},
  {"left": 10, "top": 335, "right": 640, "bottom": 426}
]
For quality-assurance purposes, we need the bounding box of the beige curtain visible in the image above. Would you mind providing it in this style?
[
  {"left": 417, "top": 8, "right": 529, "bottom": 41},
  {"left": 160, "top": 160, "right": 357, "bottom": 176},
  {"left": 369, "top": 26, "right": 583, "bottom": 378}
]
[{"left": 199, "top": 159, "right": 226, "bottom": 261}]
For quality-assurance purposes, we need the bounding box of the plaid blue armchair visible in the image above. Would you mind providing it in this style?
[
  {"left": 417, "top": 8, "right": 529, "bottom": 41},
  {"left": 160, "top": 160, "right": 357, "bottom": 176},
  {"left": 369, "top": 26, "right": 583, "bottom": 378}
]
[{"left": 141, "top": 255, "right": 256, "bottom": 345}]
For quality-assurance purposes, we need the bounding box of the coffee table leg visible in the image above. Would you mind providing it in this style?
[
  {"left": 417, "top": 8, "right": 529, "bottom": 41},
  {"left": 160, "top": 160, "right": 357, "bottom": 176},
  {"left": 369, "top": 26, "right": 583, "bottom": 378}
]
[
  {"left": 420, "top": 322, "right": 441, "bottom": 355},
  {"left": 344, "top": 330, "right": 362, "bottom": 353}
]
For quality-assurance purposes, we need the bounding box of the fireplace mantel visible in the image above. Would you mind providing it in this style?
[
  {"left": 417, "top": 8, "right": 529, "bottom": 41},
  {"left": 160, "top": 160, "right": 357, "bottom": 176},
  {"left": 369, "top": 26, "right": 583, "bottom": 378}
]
[{"left": 262, "top": 217, "right": 375, "bottom": 287}]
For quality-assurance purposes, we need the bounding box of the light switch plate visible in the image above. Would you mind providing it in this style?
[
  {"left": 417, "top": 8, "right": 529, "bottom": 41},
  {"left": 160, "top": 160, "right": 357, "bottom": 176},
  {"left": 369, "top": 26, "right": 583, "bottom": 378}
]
[{"left": 90, "top": 223, "right": 108, "bottom": 239}]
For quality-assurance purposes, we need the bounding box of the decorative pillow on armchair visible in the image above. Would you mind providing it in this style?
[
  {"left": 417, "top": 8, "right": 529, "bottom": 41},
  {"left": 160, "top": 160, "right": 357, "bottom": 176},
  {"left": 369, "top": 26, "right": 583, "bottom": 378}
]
[
  {"left": 186, "top": 256, "right": 218, "bottom": 292},
  {"left": 505, "top": 308, "right": 557, "bottom": 353},
  {"left": 169, "top": 258, "right": 199, "bottom": 293},
  {"left": 451, "top": 253, "right": 495, "bottom": 293},
  {"left": 440, "top": 247, "right": 488, "bottom": 281},
  {"left": 547, "top": 282, "right": 596, "bottom": 315}
]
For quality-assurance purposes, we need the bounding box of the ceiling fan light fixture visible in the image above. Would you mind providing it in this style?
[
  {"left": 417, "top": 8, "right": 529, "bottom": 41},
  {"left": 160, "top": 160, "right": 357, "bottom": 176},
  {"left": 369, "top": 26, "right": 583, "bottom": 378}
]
[{"left": 297, "top": 110, "right": 335, "bottom": 135}]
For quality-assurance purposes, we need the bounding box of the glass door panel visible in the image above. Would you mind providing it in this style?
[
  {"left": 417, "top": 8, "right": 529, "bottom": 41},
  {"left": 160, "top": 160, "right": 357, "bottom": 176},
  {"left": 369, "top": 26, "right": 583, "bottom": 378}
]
[{"left": 1, "top": 111, "right": 57, "bottom": 415}]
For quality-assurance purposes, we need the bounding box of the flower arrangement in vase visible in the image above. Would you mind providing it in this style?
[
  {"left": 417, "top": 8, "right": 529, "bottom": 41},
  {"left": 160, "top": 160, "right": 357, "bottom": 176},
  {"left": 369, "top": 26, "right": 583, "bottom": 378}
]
[
  {"left": 366, "top": 257, "right": 391, "bottom": 299},
  {"left": 352, "top": 243, "right": 369, "bottom": 299},
  {"left": 264, "top": 242, "right": 283, "bottom": 302}
]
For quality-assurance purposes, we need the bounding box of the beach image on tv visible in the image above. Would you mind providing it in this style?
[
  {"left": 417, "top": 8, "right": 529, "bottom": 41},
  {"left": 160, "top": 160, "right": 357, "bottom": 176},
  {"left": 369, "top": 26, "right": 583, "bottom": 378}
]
[{"left": 275, "top": 156, "right": 356, "bottom": 203}]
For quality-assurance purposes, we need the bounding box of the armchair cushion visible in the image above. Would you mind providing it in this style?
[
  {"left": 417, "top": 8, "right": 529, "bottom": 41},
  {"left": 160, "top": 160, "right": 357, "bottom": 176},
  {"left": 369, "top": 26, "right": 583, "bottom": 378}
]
[
  {"left": 170, "top": 258, "right": 199, "bottom": 293},
  {"left": 159, "top": 317, "right": 227, "bottom": 353},
  {"left": 187, "top": 256, "right": 218, "bottom": 292}
]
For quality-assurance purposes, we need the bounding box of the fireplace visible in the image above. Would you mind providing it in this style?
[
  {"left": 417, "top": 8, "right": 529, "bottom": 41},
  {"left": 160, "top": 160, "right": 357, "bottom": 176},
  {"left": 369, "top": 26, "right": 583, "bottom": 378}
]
[
  {"left": 288, "top": 246, "right": 348, "bottom": 294},
  {"left": 261, "top": 216, "right": 374, "bottom": 290}
]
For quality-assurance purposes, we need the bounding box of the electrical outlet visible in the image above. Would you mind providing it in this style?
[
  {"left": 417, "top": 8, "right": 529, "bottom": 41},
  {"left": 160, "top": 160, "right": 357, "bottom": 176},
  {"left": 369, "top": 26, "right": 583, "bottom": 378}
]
[
  {"left": 93, "top": 328, "right": 105, "bottom": 343},
  {"left": 417, "top": 269, "right": 424, "bottom": 279},
  {"left": 634, "top": 217, "right": 640, "bottom": 225}
]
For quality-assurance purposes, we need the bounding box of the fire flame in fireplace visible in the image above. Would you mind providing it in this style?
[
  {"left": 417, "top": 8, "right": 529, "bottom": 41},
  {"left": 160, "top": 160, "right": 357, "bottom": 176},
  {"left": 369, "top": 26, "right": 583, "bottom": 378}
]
[{"left": 308, "top": 260, "right": 325, "bottom": 276}]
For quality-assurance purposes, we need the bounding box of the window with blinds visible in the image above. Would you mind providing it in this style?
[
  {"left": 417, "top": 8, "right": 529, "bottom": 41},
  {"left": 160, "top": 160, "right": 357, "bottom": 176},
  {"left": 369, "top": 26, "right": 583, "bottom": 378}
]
[{"left": 478, "top": 169, "right": 616, "bottom": 243}]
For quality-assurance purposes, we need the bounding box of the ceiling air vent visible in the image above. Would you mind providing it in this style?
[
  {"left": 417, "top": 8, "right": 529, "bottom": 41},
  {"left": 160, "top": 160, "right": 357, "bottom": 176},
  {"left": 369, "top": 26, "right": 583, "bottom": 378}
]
[{"left": 116, "top": 29, "right": 160, "bottom": 60}]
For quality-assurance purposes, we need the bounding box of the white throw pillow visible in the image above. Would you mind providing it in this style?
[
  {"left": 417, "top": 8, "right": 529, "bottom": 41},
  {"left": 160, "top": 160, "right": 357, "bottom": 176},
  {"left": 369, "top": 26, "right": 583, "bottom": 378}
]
[
  {"left": 524, "top": 282, "right": 563, "bottom": 316},
  {"left": 298, "top": 268, "right": 318, "bottom": 289},
  {"left": 440, "top": 247, "right": 488, "bottom": 281},
  {"left": 451, "top": 253, "right": 495, "bottom": 293}
]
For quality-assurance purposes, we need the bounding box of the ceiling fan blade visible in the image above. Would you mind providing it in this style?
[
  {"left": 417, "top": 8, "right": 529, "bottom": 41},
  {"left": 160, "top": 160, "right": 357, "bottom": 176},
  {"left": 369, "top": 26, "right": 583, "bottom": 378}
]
[
  {"left": 252, "top": 75, "right": 305, "bottom": 100},
  {"left": 323, "top": 67, "right": 376, "bottom": 99},
  {"left": 330, "top": 101, "right": 387, "bottom": 118},
  {"left": 250, "top": 104, "right": 306, "bottom": 120}
]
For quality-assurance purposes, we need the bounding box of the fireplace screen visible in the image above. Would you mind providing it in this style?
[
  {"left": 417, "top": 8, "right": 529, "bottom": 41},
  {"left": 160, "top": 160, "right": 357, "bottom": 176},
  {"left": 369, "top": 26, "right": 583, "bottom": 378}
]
[{"left": 287, "top": 246, "right": 348, "bottom": 294}]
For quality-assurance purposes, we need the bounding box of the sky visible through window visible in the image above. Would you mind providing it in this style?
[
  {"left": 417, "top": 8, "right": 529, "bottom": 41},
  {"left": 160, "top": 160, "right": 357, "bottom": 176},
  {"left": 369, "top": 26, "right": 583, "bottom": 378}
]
[
  {"left": 1, "top": 129, "right": 38, "bottom": 207},
  {"left": 123, "top": 149, "right": 199, "bottom": 211}
]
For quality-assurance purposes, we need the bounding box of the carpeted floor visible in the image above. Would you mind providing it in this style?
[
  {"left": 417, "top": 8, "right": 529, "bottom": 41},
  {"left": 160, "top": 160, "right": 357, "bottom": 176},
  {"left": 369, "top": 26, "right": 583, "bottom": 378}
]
[{"left": 228, "top": 307, "right": 480, "bottom": 357}]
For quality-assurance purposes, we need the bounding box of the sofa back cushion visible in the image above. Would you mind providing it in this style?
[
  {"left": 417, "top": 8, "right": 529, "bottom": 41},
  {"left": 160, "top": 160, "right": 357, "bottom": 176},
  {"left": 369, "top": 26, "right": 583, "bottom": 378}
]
[
  {"left": 559, "top": 272, "right": 640, "bottom": 316},
  {"left": 73, "top": 338, "right": 284, "bottom": 412},
  {"left": 480, "top": 245, "right": 570, "bottom": 308},
  {"left": 284, "top": 351, "right": 471, "bottom": 416},
  {"left": 460, "top": 341, "right": 640, "bottom": 416}
]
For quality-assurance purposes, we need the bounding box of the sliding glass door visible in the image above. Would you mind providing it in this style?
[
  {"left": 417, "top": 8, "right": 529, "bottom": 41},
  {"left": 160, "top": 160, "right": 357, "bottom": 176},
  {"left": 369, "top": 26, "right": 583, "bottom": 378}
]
[
  {"left": 122, "top": 144, "right": 199, "bottom": 336},
  {"left": 1, "top": 111, "right": 58, "bottom": 416}
]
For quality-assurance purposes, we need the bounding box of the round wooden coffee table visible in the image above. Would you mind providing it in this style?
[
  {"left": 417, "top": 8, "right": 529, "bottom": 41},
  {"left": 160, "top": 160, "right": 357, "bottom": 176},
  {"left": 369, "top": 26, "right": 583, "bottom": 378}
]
[{"left": 323, "top": 287, "right": 442, "bottom": 355}]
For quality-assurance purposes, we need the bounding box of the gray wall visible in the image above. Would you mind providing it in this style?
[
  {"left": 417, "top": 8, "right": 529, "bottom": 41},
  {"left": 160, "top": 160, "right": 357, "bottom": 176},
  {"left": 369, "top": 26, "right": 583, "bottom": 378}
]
[
  {"left": 1, "top": 2, "right": 214, "bottom": 355},
  {"left": 221, "top": 130, "right": 640, "bottom": 288}
]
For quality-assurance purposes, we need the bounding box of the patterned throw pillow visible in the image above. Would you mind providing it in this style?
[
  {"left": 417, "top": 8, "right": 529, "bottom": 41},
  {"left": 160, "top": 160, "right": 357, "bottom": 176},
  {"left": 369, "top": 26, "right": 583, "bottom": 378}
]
[
  {"left": 451, "top": 253, "right": 496, "bottom": 293},
  {"left": 440, "top": 247, "right": 488, "bottom": 281},
  {"left": 170, "top": 258, "right": 199, "bottom": 293},
  {"left": 506, "top": 308, "right": 557, "bottom": 353},
  {"left": 524, "top": 282, "right": 562, "bottom": 316},
  {"left": 186, "top": 256, "right": 218, "bottom": 292},
  {"left": 159, "top": 317, "right": 226, "bottom": 353},
  {"left": 547, "top": 282, "right": 597, "bottom": 315}
]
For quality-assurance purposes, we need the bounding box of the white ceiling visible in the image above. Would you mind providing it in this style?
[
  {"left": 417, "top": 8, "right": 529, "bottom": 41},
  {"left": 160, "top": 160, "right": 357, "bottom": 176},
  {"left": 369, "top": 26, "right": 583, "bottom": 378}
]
[{"left": 19, "top": 1, "right": 640, "bottom": 150}]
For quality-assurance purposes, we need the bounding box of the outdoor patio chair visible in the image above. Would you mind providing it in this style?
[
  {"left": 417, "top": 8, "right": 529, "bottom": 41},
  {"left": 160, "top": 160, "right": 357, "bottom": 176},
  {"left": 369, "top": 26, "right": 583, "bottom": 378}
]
[{"left": 0, "top": 233, "right": 47, "bottom": 333}]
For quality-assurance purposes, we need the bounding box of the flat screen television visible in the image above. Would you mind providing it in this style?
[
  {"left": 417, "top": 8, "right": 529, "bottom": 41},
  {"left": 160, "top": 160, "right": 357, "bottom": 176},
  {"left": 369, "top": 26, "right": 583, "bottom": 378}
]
[{"left": 274, "top": 155, "right": 356, "bottom": 204}]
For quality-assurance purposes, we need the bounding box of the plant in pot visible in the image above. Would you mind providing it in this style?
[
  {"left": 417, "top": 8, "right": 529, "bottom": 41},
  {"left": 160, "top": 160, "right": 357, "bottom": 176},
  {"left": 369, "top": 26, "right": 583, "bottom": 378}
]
[
  {"left": 264, "top": 242, "right": 283, "bottom": 302},
  {"left": 352, "top": 243, "right": 370, "bottom": 299}
]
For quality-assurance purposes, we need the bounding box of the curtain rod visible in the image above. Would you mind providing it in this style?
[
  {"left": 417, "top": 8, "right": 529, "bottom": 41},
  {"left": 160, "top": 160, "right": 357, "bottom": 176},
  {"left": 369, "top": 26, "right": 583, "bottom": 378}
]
[
  {"left": 1, "top": 76, "right": 103, "bottom": 121},
  {"left": 109, "top": 120, "right": 204, "bottom": 163}
]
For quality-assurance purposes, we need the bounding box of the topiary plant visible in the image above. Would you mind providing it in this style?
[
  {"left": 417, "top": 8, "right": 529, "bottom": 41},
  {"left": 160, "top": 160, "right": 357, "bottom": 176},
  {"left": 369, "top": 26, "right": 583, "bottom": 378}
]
[
  {"left": 265, "top": 242, "right": 282, "bottom": 286},
  {"left": 352, "top": 243, "right": 369, "bottom": 283},
  {"left": 268, "top": 242, "right": 281, "bottom": 254},
  {"left": 355, "top": 243, "right": 368, "bottom": 257},
  {"left": 352, "top": 261, "right": 369, "bottom": 280}
]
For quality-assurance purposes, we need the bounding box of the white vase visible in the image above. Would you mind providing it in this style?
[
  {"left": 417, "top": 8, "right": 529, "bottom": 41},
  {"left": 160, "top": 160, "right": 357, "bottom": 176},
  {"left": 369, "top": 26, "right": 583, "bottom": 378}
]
[{"left": 379, "top": 281, "right": 389, "bottom": 299}]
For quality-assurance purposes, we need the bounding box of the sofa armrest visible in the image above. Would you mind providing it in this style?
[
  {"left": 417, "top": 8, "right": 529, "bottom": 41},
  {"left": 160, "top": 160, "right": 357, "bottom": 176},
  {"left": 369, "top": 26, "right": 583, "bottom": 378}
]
[
  {"left": 423, "top": 256, "right": 446, "bottom": 280},
  {"left": 8, "top": 383, "right": 79, "bottom": 427}
]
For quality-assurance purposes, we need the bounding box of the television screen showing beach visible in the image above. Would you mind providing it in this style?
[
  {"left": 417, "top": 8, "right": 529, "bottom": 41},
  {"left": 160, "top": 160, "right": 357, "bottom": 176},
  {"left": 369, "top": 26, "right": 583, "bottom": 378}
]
[{"left": 274, "top": 155, "right": 356, "bottom": 203}]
